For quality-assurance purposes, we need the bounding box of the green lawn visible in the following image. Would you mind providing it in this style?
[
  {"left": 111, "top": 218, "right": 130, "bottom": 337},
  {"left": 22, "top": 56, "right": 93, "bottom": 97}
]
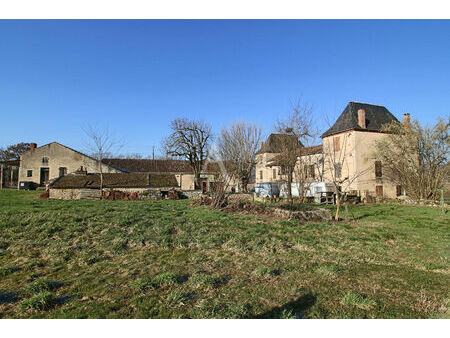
[{"left": 0, "top": 190, "right": 448, "bottom": 318}]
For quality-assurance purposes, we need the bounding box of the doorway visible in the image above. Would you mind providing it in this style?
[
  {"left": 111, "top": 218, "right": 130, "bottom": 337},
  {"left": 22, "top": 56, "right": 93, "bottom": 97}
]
[
  {"left": 40, "top": 167, "right": 49, "bottom": 186},
  {"left": 376, "top": 185, "right": 383, "bottom": 199}
]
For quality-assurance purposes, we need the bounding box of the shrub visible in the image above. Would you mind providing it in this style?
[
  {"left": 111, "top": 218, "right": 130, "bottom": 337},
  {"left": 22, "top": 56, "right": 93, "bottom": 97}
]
[
  {"left": 19, "top": 291, "right": 54, "bottom": 311},
  {"left": 340, "top": 292, "right": 376, "bottom": 310}
]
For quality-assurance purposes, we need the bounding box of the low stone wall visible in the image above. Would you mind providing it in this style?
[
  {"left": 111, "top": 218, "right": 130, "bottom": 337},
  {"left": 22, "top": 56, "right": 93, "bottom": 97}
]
[
  {"left": 271, "top": 207, "right": 332, "bottom": 222},
  {"left": 49, "top": 188, "right": 101, "bottom": 200},
  {"left": 227, "top": 193, "right": 254, "bottom": 202},
  {"left": 181, "top": 190, "right": 203, "bottom": 199}
]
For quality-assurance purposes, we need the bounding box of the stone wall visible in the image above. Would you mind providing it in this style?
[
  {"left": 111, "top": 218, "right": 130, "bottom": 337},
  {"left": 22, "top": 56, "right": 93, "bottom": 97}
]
[{"left": 49, "top": 188, "right": 101, "bottom": 200}]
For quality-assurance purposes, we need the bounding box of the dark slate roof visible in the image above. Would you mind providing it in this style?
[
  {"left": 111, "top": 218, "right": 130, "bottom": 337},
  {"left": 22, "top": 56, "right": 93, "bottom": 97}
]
[
  {"left": 299, "top": 145, "right": 323, "bottom": 156},
  {"left": 51, "top": 173, "right": 178, "bottom": 189},
  {"left": 321, "top": 102, "right": 399, "bottom": 138},
  {"left": 257, "top": 133, "right": 304, "bottom": 154},
  {"left": 266, "top": 145, "right": 323, "bottom": 167},
  {"left": 102, "top": 158, "right": 221, "bottom": 174}
]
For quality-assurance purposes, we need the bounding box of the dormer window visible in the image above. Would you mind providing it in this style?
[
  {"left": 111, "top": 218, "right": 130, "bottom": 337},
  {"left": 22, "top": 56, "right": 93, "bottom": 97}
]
[{"left": 42, "top": 157, "right": 49, "bottom": 164}]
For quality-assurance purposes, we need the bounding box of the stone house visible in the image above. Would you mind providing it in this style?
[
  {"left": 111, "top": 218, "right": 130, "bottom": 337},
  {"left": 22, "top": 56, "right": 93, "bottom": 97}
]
[
  {"left": 17, "top": 141, "right": 237, "bottom": 194},
  {"left": 256, "top": 102, "right": 406, "bottom": 200},
  {"left": 18, "top": 142, "right": 124, "bottom": 189}
]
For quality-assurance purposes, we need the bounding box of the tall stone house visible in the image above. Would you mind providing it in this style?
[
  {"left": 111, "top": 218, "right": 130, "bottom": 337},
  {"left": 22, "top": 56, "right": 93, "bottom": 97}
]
[{"left": 256, "top": 102, "right": 407, "bottom": 200}]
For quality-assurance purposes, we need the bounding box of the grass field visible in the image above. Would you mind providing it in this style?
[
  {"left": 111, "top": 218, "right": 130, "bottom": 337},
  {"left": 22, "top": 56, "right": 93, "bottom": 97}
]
[{"left": 0, "top": 190, "right": 448, "bottom": 318}]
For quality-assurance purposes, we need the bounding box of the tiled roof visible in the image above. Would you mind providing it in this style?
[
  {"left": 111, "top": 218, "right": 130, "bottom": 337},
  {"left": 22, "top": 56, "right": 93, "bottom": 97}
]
[
  {"left": 257, "top": 133, "right": 303, "bottom": 154},
  {"left": 51, "top": 173, "right": 178, "bottom": 189},
  {"left": 102, "top": 158, "right": 221, "bottom": 174},
  {"left": 321, "top": 102, "right": 399, "bottom": 138}
]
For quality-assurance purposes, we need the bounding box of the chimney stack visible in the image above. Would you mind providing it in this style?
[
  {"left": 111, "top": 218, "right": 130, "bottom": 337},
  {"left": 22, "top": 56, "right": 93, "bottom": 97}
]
[
  {"left": 30, "top": 143, "right": 37, "bottom": 150},
  {"left": 357, "top": 109, "right": 366, "bottom": 129},
  {"left": 403, "top": 113, "right": 411, "bottom": 129}
]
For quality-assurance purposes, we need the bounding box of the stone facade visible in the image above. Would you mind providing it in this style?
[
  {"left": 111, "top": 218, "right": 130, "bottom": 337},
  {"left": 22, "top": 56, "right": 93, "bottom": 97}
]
[
  {"left": 18, "top": 142, "right": 122, "bottom": 187},
  {"left": 255, "top": 102, "right": 405, "bottom": 200}
]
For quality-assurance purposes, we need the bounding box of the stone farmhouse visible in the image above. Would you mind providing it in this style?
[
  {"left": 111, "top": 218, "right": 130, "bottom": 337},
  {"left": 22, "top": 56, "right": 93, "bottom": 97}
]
[
  {"left": 17, "top": 142, "right": 237, "bottom": 196},
  {"left": 255, "top": 102, "right": 407, "bottom": 200}
]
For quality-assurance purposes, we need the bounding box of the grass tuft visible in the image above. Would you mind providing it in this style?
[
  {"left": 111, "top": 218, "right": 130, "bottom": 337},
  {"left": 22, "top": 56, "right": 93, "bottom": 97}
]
[
  {"left": 252, "top": 266, "right": 279, "bottom": 277},
  {"left": 19, "top": 291, "right": 54, "bottom": 312},
  {"left": 340, "top": 292, "right": 376, "bottom": 310}
]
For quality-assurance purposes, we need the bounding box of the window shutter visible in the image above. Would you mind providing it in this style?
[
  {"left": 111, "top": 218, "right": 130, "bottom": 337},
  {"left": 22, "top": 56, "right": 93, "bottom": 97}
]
[{"left": 375, "top": 161, "right": 382, "bottom": 178}]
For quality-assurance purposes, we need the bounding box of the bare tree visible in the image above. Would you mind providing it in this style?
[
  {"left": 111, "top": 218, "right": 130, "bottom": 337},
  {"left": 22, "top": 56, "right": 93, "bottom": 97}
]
[
  {"left": 0, "top": 142, "right": 31, "bottom": 161},
  {"left": 293, "top": 145, "right": 324, "bottom": 202},
  {"left": 322, "top": 132, "right": 370, "bottom": 220},
  {"left": 217, "top": 122, "right": 262, "bottom": 192},
  {"left": 373, "top": 117, "right": 449, "bottom": 201},
  {"left": 269, "top": 100, "right": 315, "bottom": 203},
  {"left": 83, "top": 125, "right": 122, "bottom": 197},
  {"left": 163, "top": 118, "right": 212, "bottom": 189}
]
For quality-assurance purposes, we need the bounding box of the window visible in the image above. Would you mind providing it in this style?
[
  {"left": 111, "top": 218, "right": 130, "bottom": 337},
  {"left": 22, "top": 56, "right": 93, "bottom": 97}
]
[
  {"left": 259, "top": 171, "right": 263, "bottom": 180},
  {"left": 272, "top": 168, "right": 276, "bottom": 180},
  {"left": 333, "top": 137, "right": 340, "bottom": 152},
  {"left": 304, "top": 165, "right": 315, "bottom": 179},
  {"left": 59, "top": 167, "right": 67, "bottom": 177},
  {"left": 396, "top": 185, "right": 402, "bottom": 197},
  {"left": 42, "top": 157, "right": 49, "bottom": 164},
  {"left": 375, "top": 161, "right": 382, "bottom": 178},
  {"left": 334, "top": 162, "right": 342, "bottom": 179},
  {"left": 27, "top": 170, "right": 32, "bottom": 177},
  {"left": 309, "top": 165, "right": 315, "bottom": 179}
]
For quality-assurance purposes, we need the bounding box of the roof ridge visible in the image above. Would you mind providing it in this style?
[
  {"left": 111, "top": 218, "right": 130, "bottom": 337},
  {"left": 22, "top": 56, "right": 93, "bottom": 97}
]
[{"left": 349, "top": 101, "right": 387, "bottom": 108}]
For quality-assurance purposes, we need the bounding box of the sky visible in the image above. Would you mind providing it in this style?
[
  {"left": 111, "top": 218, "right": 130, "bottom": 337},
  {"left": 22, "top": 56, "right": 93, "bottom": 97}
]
[{"left": 0, "top": 20, "right": 449, "bottom": 156}]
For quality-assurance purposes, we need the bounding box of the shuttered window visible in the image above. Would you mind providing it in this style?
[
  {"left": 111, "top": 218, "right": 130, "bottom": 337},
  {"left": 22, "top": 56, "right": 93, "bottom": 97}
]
[
  {"left": 259, "top": 171, "right": 263, "bottom": 180},
  {"left": 333, "top": 137, "right": 340, "bottom": 152},
  {"left": 375, "top": 161, "right": 382, "bottom": 178},
  {"left": 273, "top": 168, "right": 276, "bottom": 180}
]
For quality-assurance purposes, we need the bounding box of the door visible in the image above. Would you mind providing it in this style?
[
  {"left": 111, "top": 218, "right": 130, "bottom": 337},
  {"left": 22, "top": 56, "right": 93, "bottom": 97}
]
[
  {"left": 376, "top": 185, "right": 383, "bottom": 198},
  {"left": 40, "top": 168, "right": 49, "bottom": 186},
  {"left": 200, "top": 179, "right": 208, "bottom": 194}
]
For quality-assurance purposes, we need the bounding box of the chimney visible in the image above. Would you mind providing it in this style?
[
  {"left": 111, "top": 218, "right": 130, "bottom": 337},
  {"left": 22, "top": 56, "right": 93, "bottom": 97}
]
[
  {"left": 30, "top": 143, "right": 37, "bottom": 150},
  {"left": 357, "top": 109, "right": 366, "bottom": 129},
  {"left": 403, "top": 113, "right": 411, "bottom": 129}
]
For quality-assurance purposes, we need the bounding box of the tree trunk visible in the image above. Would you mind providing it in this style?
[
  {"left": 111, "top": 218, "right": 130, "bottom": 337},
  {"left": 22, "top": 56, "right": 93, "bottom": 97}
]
[
  {"left": 99, "top": 160, "right": 103, "bottom": 200},
  {"left": 287, "top": 172, "right": 293, "bottom": 204},
  {"left": 335, "top": 189, "right": 340, "bottom": 221},
  {"left": 194, "top": 171, "right": 201, "bottom": 190},
  {"left": 240, "top": 177, "right": 249, "bottom": 193}
]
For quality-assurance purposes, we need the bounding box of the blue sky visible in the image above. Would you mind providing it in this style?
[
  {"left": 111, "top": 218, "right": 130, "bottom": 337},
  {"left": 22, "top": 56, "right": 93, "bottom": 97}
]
[{"left": 1, "top": 20, "right": 449, "bottom": 156}]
